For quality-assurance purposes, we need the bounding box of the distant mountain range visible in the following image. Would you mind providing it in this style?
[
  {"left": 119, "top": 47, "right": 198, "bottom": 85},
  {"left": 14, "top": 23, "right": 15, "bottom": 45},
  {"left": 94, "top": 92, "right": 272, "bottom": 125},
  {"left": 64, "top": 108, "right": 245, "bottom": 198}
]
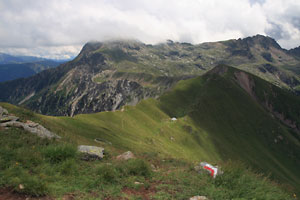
[
  {"left": 0, "top": 53, "right": 67, "bottom": 82},
  {"left": 0, "top": 34, "right": 299, "bottom": 116}
]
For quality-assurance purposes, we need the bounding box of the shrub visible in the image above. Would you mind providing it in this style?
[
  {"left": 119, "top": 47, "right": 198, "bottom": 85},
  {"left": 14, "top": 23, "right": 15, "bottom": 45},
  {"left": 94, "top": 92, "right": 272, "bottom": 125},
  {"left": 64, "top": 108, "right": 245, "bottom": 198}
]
[
  {"left": 5, "top": 166, "right": 48, "bottom": 197},
  {"left": 96, "top": 165, "right": 119, "bottom": 183},
  {"left": 16, "top": 175, "right": 49, "bottom": 197},
  {"left": 42, "top": 144, "right": 77, "bottom": 164},
  {"left": 59, "top": 159, "right": 77, "bottom": 175},
  {"left": 122, "top": 159, "right": 152, "bottom": 177}
]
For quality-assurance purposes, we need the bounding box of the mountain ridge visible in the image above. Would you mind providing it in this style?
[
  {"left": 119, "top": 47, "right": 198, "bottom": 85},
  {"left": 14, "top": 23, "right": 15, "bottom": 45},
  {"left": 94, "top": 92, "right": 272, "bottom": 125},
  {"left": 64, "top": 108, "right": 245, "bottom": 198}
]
[{"left": 1, "top": 35, "right": 300, "bottom": 116}]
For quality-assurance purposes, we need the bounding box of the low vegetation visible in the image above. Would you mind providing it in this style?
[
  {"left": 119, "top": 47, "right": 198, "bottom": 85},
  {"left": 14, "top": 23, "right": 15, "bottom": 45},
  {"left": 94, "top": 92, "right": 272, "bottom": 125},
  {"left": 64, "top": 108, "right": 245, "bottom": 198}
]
[{"left": 0, "top": 128, "right": 295, "bottom": 199}]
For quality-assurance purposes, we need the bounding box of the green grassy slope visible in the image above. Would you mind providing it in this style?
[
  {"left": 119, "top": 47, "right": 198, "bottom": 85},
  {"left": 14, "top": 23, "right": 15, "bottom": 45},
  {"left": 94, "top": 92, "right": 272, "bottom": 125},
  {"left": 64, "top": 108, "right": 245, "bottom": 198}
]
[
  {"left": 159, "top": 66, "right": 300, "bottom": 189},
  {"left": 1, "top": 65, "right": 299, "bottom": 195}
]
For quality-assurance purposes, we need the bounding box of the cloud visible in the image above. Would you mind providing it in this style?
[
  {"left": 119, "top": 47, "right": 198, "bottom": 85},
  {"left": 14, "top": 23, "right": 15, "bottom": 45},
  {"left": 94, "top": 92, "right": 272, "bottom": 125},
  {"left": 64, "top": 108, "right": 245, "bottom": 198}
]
[{"left": 0, "top": 0, "right": 299, "bottom": 58}]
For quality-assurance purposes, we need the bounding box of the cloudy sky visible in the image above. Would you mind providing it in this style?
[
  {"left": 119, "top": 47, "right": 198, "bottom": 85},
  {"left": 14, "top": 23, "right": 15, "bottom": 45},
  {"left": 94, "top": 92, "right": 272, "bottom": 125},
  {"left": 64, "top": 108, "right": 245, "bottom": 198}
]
[{"left": 0, "top": 0, "right": 300, "bottom": 59}]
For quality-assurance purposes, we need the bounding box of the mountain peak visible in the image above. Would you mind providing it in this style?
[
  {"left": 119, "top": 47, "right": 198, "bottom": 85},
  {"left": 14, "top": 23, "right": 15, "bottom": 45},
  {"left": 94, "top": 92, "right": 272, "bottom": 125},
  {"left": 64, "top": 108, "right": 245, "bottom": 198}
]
[
  {"left": 288, "top": 46, "right": 300, "bottom": 58},
  {"left": 79, "top": 39, "right": 144, "bottom": 56},
  {"left": 243, "top": 34, "right": 282, "bottom": 50},
  {"left": 207, "top": 64, "right": 231, "bottom": 76},
  {"left": 79, "top": 41, "right": 103, "bottom": 55}
]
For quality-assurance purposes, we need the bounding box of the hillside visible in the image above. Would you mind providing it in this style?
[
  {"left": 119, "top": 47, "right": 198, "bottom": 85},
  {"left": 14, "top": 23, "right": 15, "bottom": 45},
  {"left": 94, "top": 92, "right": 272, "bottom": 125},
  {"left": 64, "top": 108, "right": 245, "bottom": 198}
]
[
  {"left": 0, "top": 35, "right": 300, "bottom": 116},
  {"left": 1, "top": 65, "right": 299, "bottom": 199}
]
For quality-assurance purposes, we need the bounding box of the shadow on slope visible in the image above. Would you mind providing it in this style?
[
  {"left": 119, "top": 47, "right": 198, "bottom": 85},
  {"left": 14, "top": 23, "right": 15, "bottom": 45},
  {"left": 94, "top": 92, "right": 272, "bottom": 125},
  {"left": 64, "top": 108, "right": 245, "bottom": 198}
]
[{"left": 158, "top": 65, "right": 300, "bottom": 192}]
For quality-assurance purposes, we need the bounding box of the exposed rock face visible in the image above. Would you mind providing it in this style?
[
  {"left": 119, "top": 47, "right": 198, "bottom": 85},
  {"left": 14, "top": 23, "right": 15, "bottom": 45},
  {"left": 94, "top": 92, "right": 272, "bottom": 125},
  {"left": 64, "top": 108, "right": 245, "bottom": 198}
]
[
  {"left": 0, "top": 35, "right": 299, "bottom": 116},
  {"left": 78, "top": 145, "right": 104, "bottom": 160},
  {"left": 234, "top": 71, "right": 256, "bottom": 99}
]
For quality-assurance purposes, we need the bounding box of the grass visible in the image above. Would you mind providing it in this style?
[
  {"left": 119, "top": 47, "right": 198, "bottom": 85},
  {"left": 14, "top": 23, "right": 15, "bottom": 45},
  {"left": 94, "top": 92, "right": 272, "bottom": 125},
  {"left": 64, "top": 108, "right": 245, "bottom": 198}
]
[
  {"left": 0, "top": 66, "right": 299, "bottom": 198},
  {"left": 0, "top": 128, "right": 294, "bottom": 199}
]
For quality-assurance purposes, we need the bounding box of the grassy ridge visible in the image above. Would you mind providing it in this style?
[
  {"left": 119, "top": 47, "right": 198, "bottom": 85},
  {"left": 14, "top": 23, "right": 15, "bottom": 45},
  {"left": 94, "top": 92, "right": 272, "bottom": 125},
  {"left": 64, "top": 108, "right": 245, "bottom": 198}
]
[
  {"left": 1, "top": 66, "right": 299, "bottom": 198},
  {"left": 158, "top": 68, "right": 300, "bottom": 189},
  {"left": 0, "top": 128, "right": 295, "bottom": 199},
  {"left": 36, "top": 66, "right": 300, "bottom": 192}
]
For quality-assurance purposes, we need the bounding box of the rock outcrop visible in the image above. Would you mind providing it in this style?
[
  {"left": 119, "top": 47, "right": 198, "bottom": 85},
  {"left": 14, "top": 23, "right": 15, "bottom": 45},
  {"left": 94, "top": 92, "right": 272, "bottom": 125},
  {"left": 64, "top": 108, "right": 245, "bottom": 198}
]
[{"left": 0, "top": 106, "right": 60, "bottom": 139}]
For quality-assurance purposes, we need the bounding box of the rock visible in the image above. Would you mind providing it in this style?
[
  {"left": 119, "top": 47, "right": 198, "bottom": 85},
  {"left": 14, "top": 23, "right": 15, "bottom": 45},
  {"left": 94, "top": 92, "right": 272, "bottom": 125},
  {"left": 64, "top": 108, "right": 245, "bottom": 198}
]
[
  {"left": 94, "top": 138, "right": 112, "bottom": 145},
  {"left": 116, "top": 151, "right": 135, "bottom": 161},
  {"left": 0, "top": 106, "right": 8, "bottom": 117},
  {"left": 171, "top": 117, "right": 177, "bottom": 121},
  {"left": 78, "top": 145, "right": 104, "bottom": 160},
  {"left": 189, "top": 196, "right": 208, "bottom": 200},
  {"left": 0, "top": 121, "right": 60, "bottom": 139},
  {"left": 0, "top": 115, "right": 19, "bottom": 123},
  {"left": 195, "top": 162, "right": 223, "bottom": 178},
  {"left": 19, "top": 184, "right": 24, "bottom": 190},
  {"left": 26, "top": 120, "right": 39, "bottom": 128}
]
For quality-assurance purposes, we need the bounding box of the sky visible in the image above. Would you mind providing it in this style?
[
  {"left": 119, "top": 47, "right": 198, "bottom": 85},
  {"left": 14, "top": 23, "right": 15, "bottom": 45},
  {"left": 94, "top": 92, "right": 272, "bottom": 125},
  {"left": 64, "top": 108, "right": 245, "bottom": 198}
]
[{"left": 0, "top": 0, "right": 300, "bottom": 59}]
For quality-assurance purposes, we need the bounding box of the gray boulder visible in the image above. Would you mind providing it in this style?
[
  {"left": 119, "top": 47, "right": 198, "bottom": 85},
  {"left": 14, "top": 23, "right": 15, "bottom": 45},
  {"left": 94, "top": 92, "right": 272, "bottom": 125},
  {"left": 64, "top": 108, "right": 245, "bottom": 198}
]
[
  {"left": 78, "top": 145, "right": 104, "bottom": 160},
  {"left": 0, "top": 121, "right": 60, "bottom": 139},
  {"left": 0, "top": 115, "right": 19, "bottom": 123},
  {"left": 0, "top": 106, "right": 8, "bottom": 117}
]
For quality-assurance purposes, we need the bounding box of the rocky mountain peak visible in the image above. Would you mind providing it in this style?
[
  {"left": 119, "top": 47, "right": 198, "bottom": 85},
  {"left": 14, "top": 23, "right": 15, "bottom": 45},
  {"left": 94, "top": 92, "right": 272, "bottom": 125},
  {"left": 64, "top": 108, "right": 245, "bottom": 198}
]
[
  {"left": 79, "top": 41, "right": 103, "bottom": 56},
  {"left": 79, "top": 39, "right": 144, "bottom": 55},
  {"left": 288, "top": 46, "right": 300, "bottom": 58},
  {"left": 243, "top": 34, "right": 282, "bottom": 50}
]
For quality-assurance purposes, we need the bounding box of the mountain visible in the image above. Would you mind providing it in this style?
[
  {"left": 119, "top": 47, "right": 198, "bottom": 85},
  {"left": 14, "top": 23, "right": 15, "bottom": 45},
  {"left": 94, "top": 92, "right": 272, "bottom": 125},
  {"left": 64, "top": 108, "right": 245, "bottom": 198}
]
[
  {"left": 0, "top": 52, "right": 49, "bottom": 64},
  {"left": 288, "top": 46, "right": 300, "bottom": 59},
  {"left": 0, "top": 35, "right": 300, "bottom": 116},
  {"left": 1, "top": 65, "right": 299, "bottom": 197},
  {"left": 0, "top": 60, "right": 65, "bottom": 82}
]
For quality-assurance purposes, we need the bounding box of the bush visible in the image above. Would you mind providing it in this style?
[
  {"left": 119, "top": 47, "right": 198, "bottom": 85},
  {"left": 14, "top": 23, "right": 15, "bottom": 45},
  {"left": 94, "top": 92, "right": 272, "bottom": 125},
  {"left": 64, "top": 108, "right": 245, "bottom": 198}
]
[
  {"left": 5, "top": 166, "right": 48, "bottom": 197},
  {"left": 42, "top": 144, "right": 77, "bottom": 164},
  {"left": 59, "top": 159, "right": 77, "bottom": 175},
  {"left": 96, "top": 165, "right": 119, "bottom": 183},
  {"left": 16, "top": 175, "right": 49, "bottom": 197},
  {"left": 122, "top": 159, "right": 152, "bottom": 177}
]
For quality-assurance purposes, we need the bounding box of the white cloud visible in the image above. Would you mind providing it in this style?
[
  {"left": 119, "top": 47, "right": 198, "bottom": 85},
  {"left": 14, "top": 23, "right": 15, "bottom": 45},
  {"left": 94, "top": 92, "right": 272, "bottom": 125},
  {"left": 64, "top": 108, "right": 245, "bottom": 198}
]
[{"left": 0, "top": 0, "right": 299, "bottom": 59}]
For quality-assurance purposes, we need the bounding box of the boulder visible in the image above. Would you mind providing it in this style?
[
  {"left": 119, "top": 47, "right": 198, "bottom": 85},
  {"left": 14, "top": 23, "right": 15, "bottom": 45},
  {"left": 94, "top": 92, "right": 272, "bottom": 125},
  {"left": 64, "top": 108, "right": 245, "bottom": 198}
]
[
  {"left": 78, "top": 145, "right": 104, "bottom": 160},
  {"left": 0, "top": 115, "right": 19, "bottom": 123},
  {"left": 0, "top": 106, "right": 8, "bottom": 117},
  {"left": 116, "top": 151, "right": 135, "bottom": 160},
  {"left": 171, "top": 117, "right": 177, "bottom": 121},
  {"left": 26, "top": 120, "right": 39, "bottom": 128},
  {"left": 189, "top": 196, "right": 208, "bottom": 200},
  {"left": 0, "top": 121, "right": 60, "bottom": 139}
]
